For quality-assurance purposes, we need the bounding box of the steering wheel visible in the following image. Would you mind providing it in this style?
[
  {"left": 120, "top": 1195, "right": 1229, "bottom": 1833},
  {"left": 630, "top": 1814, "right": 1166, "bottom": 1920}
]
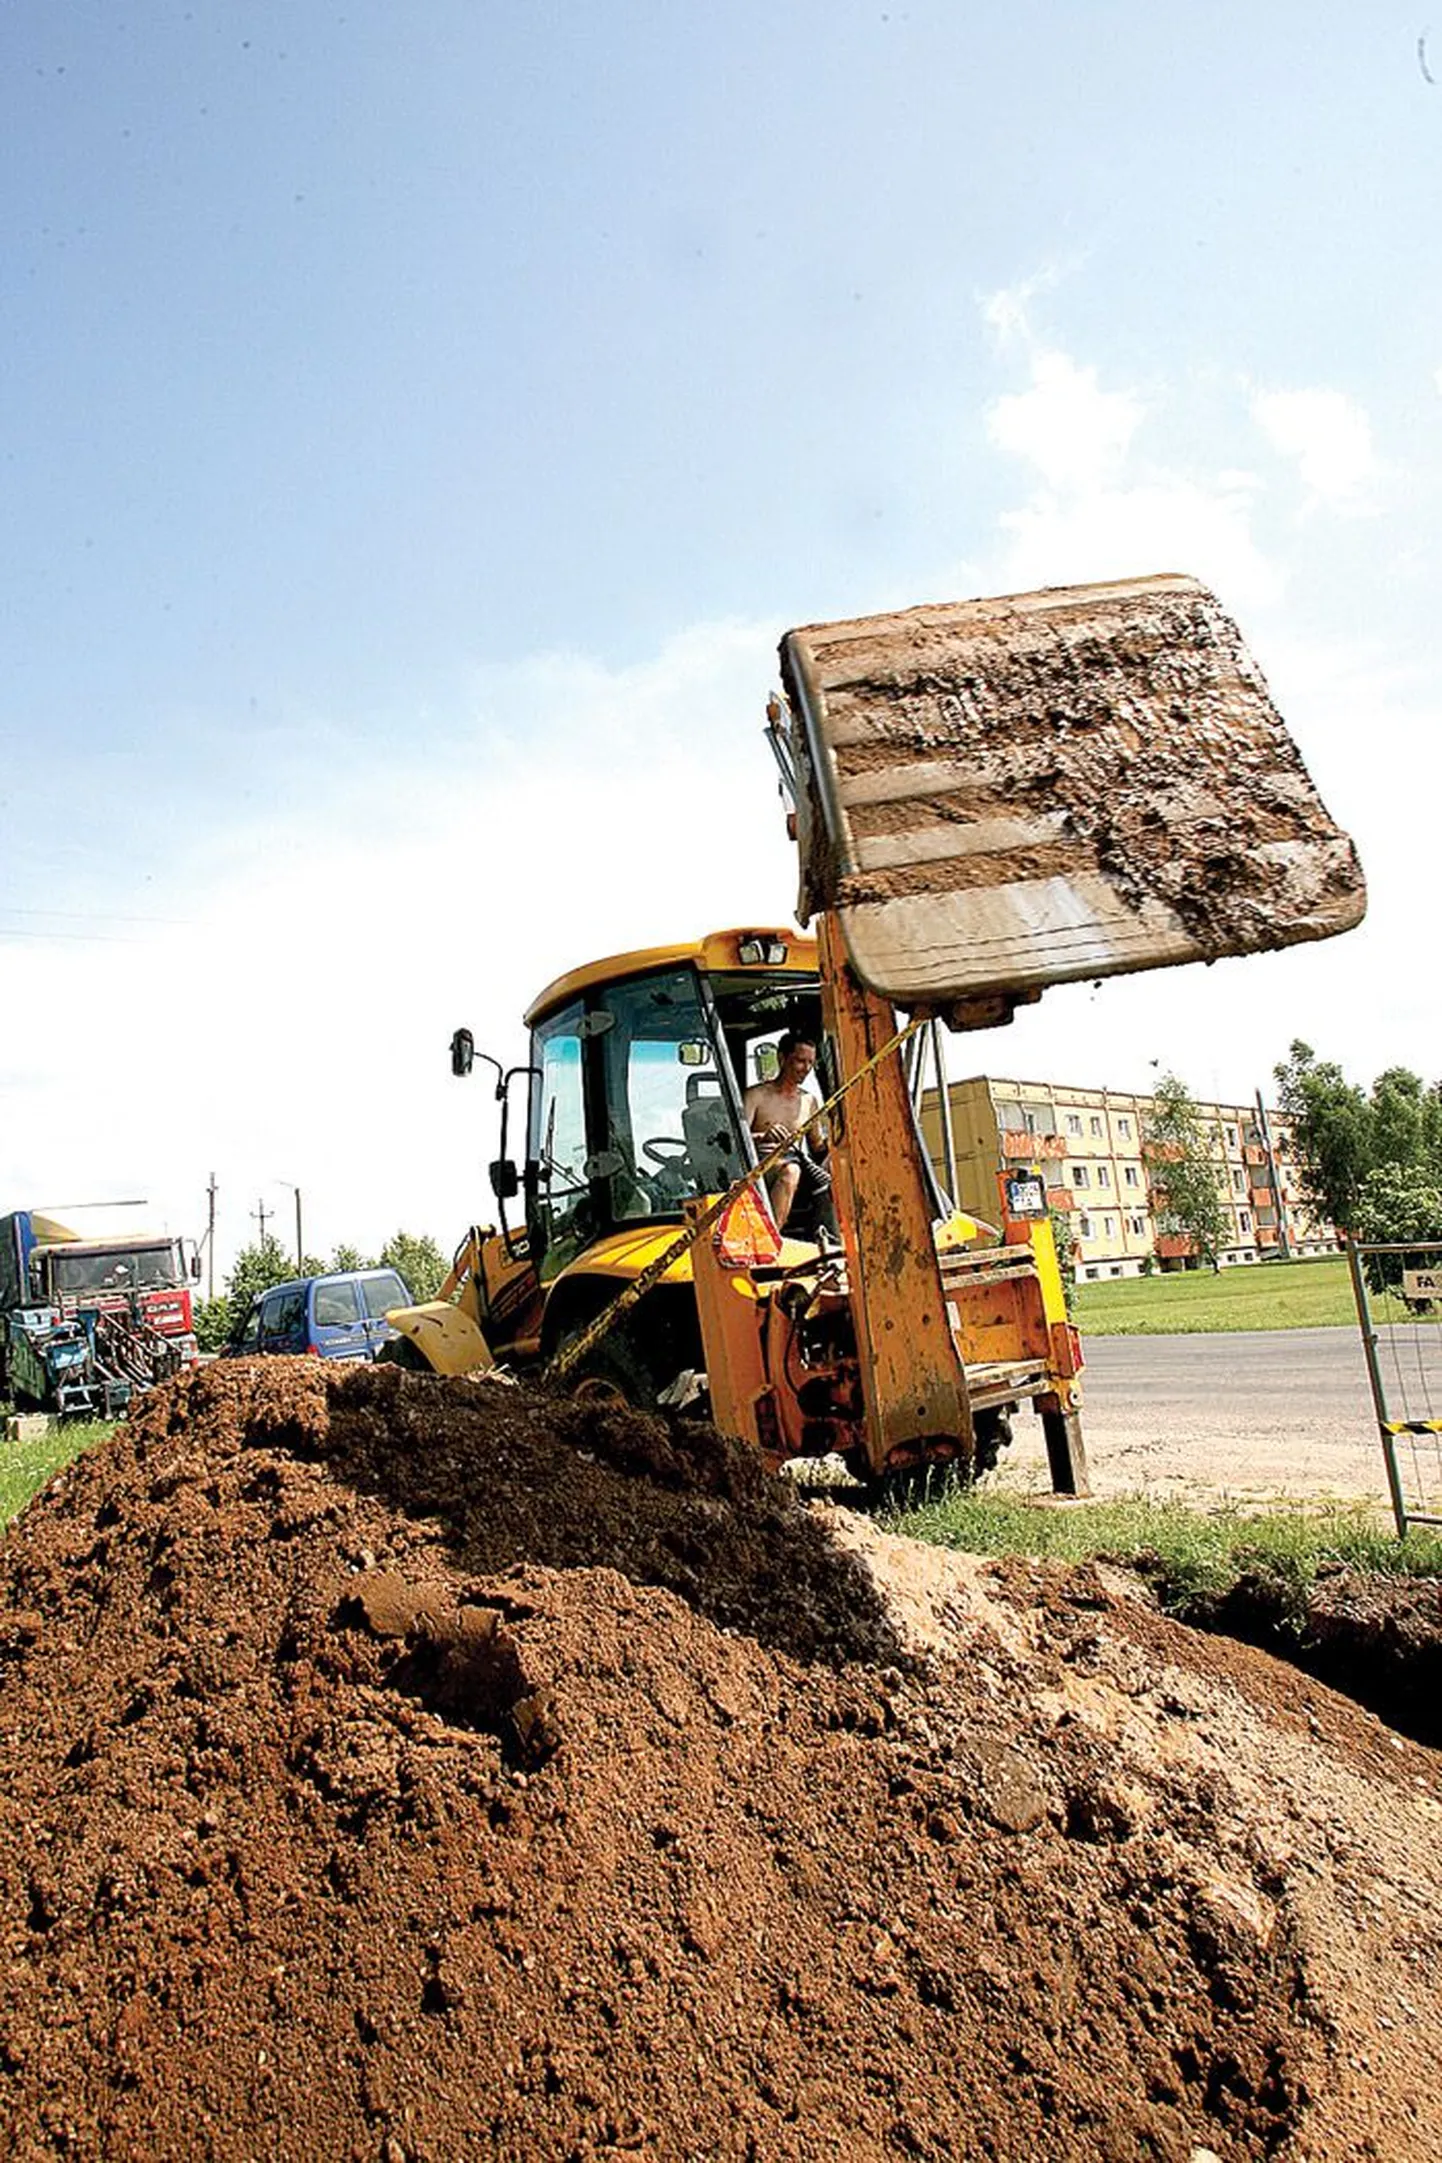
[{"left": 642, "top": 1137, "right": 689, "bottom": 1166}]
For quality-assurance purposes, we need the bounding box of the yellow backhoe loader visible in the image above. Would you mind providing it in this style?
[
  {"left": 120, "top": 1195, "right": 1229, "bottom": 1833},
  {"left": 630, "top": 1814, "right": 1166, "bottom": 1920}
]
[{"left": 389, "top": 574, "right": 1365, "bottom": 1494}]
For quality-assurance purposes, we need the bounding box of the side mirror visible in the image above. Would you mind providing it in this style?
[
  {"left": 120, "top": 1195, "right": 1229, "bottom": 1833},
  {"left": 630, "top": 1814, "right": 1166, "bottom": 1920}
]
[
  {"left": 190, "top": 1251, "right": 202, "bottom": 1282},
  {"left": 489, "top": 1158, "right": 520, "bottom": 1202},
  {"left": 450, "top": 1027, "right": 475, "bottom": 1078}
]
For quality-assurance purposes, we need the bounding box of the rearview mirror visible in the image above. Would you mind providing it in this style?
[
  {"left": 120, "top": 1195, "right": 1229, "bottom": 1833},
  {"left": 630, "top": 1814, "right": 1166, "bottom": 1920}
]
[
  {"left": 489, "top": 1158, "right": 520, "bottom": 1202},
  {"left": 450, "top": 1027, "right": 475, "bottom": 1078}
]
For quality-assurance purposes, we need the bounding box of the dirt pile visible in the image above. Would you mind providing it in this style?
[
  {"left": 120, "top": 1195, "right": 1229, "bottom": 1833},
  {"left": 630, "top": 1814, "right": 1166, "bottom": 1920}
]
[{"left": 0, "top": 1361, "right": 1438, "bottom": 2160}]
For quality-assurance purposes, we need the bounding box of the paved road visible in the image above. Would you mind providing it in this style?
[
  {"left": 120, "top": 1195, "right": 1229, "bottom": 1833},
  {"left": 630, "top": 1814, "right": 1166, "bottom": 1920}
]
[{"left": 1006, "top": 1325, "right": 1442, "bottom": 1511}]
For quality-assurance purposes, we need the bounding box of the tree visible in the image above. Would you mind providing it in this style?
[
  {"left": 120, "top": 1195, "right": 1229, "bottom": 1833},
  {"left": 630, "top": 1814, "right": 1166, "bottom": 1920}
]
[
  {"left": 1275, "top": 1042, "right": 1442, "bottom": 1236},
  {"left": 1273, "top": 1041, "right": 1372, "bottom": 1232},
  {"left": 330, "top": 1243, "right": 375, "bottom": 1274},
  {"left": 379, "top": 1231, "right": 449, "bottom": 1303},
  {"left": 1048, "top": 1208, "right": 1076, "bottom": 1301},
  {"left": 1144, "top": 1073, "right": 1229, "bottom": 1272},
  {"left": 226, "top": 1235, "right": 298, "bottom": 1314},
  {"left": 193, "top": 1296, "right": 234, "bottom": 1355},
  {"left": 1351, "top": 1164, "right": 1442, "bottom": 1296}
]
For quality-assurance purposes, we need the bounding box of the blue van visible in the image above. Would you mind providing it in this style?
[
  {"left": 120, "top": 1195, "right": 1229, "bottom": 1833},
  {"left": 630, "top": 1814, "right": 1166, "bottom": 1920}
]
[{"left": 224, "top": 1267, "right": 413, "bottom": 1363}]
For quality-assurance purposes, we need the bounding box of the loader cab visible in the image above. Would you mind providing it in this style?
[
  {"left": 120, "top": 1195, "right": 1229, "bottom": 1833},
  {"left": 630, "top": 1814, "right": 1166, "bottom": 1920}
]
[{"left": 521, "top": 929, "right": 827, "bottom": 1281}]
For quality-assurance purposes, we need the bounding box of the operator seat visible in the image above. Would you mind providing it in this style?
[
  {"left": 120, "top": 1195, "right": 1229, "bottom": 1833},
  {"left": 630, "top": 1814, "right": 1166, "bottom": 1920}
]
[{"left": 681, "top": 1076, "right": 739, "bottom": 1196}]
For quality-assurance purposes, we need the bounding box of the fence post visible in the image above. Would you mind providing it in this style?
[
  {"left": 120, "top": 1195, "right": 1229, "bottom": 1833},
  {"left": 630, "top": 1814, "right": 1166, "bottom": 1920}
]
[{"left": 1346, "top": 1237, "right": 1411, "bottom": 1538}]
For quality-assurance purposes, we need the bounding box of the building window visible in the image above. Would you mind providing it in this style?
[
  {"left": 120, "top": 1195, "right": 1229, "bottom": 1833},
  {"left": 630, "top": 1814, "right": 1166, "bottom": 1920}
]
[
  {"left": 1123, "top": 1165, "right": 1140, "bottom": 1189},
  {"left": 1066, "top": 1112, "right": 1082, "bottom": 1136},
  {"left": 1096, "top": 1164, "right": 1111, "bottom": 1188},
  {"left": 1104, "top": 1215, "right": 1116, "bottom": 1237},
  {"left": 1225, "top": 1126, "right": 1238, "bottom": 1151},
  {"left": 1239, "top": 1211, "right": 1251, "bottom": 1234},
  {"left": 1071, "top": 1164, "right": 1089, "bottom": 1188},
  {"left": 1130, "top": 1214, "right": 1147, "bottom": 1236},
  {"left": 1232, "top": 1168, "right": 1246, "bottom": 1194},
  {"left": 1078, "top": 1215, "right": 1092, "bottom": 1238},
  {"left": 1089, "top": 1115, "right": 1103, "bottom": 1136},
  {"left": 1117, "top": 1115, "right": 1132, "bottom": 1139}
]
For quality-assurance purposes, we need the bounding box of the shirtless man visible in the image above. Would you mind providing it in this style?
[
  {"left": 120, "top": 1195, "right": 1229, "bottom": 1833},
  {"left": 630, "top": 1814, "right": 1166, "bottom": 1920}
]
[{"left": 741, "top": 1031, "right": 832, "bottom": 1233}]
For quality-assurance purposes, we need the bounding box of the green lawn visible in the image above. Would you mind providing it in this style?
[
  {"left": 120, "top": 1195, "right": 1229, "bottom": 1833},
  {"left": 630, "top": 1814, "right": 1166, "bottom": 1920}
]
[
  {"left": 1073, "top": 1254, "right": 1367, "bottom": 1335},
  {"left": 886, "top": 1484, "right": 1442, "bottom": 1631},
  {"left": 0, "top": 1420, "right": 114, "bottom": 1530}
]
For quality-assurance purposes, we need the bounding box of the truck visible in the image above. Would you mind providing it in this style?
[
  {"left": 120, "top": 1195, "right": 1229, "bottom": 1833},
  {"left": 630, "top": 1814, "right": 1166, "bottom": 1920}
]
[
  {"left": 387, "top": 575, "right": 1366, "bottom": 1493},
  {"left": 0, "top": 1210, "right": 201, "bottom": 1419}
]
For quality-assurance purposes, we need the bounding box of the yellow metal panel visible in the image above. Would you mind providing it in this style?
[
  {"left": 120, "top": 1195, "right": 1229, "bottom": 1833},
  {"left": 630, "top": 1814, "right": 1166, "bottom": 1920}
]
[
  {"left": 388, "top": 1300, "right": 495, "bottom": 1377},
  {"left": 526, "top": 925, "right": 819, "bottom": 1026}
]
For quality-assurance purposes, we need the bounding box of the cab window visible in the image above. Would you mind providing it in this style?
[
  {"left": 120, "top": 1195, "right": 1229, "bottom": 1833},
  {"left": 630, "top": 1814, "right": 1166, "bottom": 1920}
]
[
  {"left": 529, "top": 1001, "right": 590, "bottom": 1280},
  {"left": 597, "top": 969, "right": 735, "bottom": 1222}
]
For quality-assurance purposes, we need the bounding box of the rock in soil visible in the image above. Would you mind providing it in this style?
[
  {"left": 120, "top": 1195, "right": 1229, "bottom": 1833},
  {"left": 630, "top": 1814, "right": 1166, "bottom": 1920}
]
[{"left": 0, "top": 1359, "right": 1438, "bottom": 2160}]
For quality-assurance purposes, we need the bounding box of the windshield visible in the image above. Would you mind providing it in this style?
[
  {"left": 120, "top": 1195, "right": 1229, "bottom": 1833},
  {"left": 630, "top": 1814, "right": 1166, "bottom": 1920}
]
[
  {"left": 47, "top": 1243, "right": 183, "bottom": 1296},
  {"left": 527, "top": 965, "right": 748, "bottom": 1274}
]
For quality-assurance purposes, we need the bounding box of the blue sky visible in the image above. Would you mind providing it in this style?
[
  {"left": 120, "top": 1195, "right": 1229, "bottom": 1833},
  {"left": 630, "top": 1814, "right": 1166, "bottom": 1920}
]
[{"left": 2, "top": 3, "right": 1439, "bottom": 1274}]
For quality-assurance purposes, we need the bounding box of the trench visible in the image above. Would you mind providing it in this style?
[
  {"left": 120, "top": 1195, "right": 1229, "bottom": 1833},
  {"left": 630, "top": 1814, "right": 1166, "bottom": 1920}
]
[{"left": 1160, "top": 1571, "right": 1442, "bottom": 1752}]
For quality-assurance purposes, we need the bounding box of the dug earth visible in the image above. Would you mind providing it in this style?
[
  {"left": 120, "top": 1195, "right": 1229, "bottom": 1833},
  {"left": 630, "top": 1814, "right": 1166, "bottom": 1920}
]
[{"left": 0, "top": 1362, "right": 1438, "bottom": 2160}]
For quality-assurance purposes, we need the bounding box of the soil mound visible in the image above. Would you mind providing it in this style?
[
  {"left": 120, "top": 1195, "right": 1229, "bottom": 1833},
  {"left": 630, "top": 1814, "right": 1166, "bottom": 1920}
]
[{"left": 0, "top": 1361, "right": 1438, "bottom": 2160}]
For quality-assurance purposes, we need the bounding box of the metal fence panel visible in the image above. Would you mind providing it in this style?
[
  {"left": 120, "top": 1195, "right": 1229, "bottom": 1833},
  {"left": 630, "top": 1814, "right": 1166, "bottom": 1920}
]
[{"left": 1347, "top": 1239, "right": 1442, "bottom": 1535}]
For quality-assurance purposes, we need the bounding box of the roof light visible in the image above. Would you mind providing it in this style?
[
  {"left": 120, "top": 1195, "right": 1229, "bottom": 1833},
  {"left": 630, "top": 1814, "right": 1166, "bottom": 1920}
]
[{"left": 737, "top": 935, "right": 788, "bottom": 967}]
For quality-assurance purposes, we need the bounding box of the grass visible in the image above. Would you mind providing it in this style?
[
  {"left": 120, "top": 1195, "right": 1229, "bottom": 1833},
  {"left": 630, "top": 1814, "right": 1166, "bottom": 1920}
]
[
  {"left": 1073, "top": 1254, "right": 1363, "bottom": 1335},
  {"left": 0, "top": 1420, "right": 116, "bottom": 1530},
  {"left": 886, "top": 1482, "right": 1442, "bottom": 1634}
]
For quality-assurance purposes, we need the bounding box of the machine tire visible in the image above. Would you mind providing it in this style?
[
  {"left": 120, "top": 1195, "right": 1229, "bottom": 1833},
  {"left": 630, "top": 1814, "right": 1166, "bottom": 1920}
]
[
  {"left": 972, "top": 1408, "right": 1013, "bottom": 1478},
  {"left": 555, "top": 1326, "right": 662, "bottom": 1411},
  {"left": 852, "top": 1412, "right": 1011, "bottom": 1507}
]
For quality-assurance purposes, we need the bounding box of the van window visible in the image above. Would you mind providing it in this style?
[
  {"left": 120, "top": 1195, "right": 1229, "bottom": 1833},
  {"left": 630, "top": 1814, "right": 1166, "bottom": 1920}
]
[
  {"left": 314, "top": 1280, "right": 361, "bottom": 1326},
  {"left": 360, "top": 1272, "right": 408, "bottom": 1318},
  {"left": 261, "top": 1287, "right": 306, "bottom": 1340}
]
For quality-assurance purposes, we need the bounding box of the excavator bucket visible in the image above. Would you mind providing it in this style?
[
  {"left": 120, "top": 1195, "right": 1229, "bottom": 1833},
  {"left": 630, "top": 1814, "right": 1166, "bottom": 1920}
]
[{"left": 778, "top": 574, "right": 1365, "bottom": 1022}]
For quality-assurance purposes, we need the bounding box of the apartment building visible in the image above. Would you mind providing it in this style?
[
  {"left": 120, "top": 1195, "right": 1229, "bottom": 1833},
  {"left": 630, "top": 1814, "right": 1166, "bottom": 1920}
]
[{"left": 920, "top": 1074, "right": 1340, "bottom": 1284}]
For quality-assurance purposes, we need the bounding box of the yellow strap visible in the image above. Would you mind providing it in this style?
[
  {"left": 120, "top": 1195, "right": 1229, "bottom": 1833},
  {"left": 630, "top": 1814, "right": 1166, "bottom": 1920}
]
[{"left": 546, "top": 1011, "right": 928, "bottom": 1383}]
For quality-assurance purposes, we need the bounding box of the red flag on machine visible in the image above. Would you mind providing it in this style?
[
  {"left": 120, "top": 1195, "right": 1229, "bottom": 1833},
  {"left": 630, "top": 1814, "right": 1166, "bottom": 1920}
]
[{"left": 714, "top": 1181, "right": 783, "bottom": 1268}]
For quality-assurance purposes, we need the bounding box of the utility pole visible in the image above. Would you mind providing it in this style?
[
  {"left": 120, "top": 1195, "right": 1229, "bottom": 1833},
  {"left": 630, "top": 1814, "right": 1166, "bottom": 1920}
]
[
  {"left": 274, "top": 1181, "right": 304, "bottom": 1268},
  {"left": 252, "top": 1197, "right": 272, "bottom": 1245},
  {"left": 206, "top": 1172, "right": 217, "bottom": 1301}
]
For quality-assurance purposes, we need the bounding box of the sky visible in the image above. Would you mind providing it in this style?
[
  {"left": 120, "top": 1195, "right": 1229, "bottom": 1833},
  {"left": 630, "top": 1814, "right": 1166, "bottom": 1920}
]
[{"left": 2, "top": 1, "right": 1440, "bottom": 1282}]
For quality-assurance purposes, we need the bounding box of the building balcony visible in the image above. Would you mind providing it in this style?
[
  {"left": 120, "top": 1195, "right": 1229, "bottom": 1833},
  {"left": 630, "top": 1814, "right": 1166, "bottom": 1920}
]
[
  {"left": 1154, "top": 1233, "right": 1195, "bottom": 1260},
  {"left": 1000, "top": 1131, "right": 1067, "bottom": 1160}
]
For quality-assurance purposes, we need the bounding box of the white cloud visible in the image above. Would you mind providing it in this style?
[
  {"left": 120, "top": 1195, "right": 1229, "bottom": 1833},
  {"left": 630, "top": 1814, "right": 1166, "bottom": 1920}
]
[
  {"left": 986, "top": 350, "right": 1144, "bottom": 494},
  {"left": 0, "top": 620, "right": 801, "bottom": 1281},
  {"left": 988, "top": 473, "right": 1281, "bottom": 612},
  {"left": 1250, "top": 386, "right": 1379, "bottom": 509},
  {"left": 4, "top": 311, "right": 1428, "bottom": 1304}
]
